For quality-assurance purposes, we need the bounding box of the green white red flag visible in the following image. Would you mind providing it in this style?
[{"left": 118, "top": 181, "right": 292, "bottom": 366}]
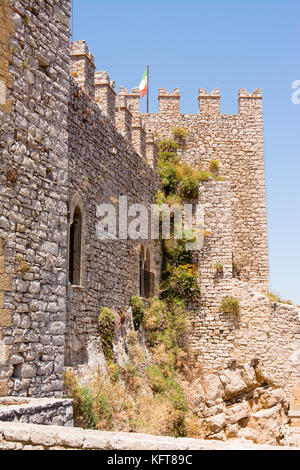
[{"left": 139, "top": 68, "right": 148, "bottom": 98}]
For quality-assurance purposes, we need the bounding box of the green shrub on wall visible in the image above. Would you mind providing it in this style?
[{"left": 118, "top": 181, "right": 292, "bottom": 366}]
[
  {"left": 220, "top": 297, "right": 240, "bottom": 316},
  {"left": 178, "top": 174, "right": 200, "bottom": 199},
  {"left": 166, "top": 265, "right": 201, "bottom": 300},
  {"left": 98, "top": 307, "right": 119, "bottom": 360},
  {"left": 209, "top": 159, "right": 220, "bottom": 175},
  {"left": 197, "top": 170, "right": 212, "bottom": 182},
  {"left": 264, "top": 291, "right": 293, "bottom": 305},
  {"left": 130, "top": 296, "right": 145, "bottom": 330},
  {"left": 158, "top": 159, "right": 180, "bottom": 195},
  {"left": 214, "top": 262, "right": 224, "bottom": 275},
  {"left": 158, "top": 138, "right": 179, "bottom": 153},
  {"left": 172, "top": 127, "right": 187, "bottom": 143}
]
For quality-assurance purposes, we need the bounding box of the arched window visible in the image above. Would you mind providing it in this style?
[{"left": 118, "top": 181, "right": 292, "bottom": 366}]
[{"left": 69, "top": 206, "right": 82, "bottom": 286}]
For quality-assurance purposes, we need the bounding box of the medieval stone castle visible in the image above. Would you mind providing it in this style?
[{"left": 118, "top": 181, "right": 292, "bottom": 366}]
[{"left": 0, "top": 0, "right": 300, "bottom": 411}]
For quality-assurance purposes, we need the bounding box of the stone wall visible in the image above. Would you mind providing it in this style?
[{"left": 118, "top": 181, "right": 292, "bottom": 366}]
[
  {"left": 188, "top": 180, "right": 234, "bottom": 366},
  {"left": 0, "top": 397, "right": 73, "bottom": 426},
  {"left": 186, "top": 180, "right": 300, "bottom": 394},
  {"left": 191, "top": 278, "right": 300, "bottom": 395},
  {"left": 0, "top": 0, "right": 71, "bottom": 397},
  {"left": 66, "top": 42, "right": 160, "bottom": 366},
  {"left": 230, "top": 281, "right": 300, "bottom": 395},
  {"left": 0, "top": 421, "right": 294, "bottom": 450},
  {"left": 139, "top": 88, "right": 269, "bottom": 291}
]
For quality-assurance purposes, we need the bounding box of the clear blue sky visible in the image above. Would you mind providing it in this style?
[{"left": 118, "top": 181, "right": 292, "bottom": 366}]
[{"left": 72, "top": 0, "right": 300, "bottom": 304}]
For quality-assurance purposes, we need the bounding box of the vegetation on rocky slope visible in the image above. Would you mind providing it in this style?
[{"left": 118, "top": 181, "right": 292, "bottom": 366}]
[{"left": 63, "top": 296, "right": 203, "bottom": 437}]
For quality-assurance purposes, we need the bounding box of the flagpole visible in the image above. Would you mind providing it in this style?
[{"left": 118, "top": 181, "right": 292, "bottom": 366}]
[{"left": 147, "top": 65, "right": 149, "bottom": 113}]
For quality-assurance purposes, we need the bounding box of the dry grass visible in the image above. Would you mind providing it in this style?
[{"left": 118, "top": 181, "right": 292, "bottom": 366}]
[
  {"left": 64, "top": 355, "right": 206, "bottom": 438},
  {"left": 264, "top": 291, "right": 293, "bottom": 305}
]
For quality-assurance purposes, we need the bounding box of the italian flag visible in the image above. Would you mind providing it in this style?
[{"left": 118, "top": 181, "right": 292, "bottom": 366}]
[{"left": 139, "top": 68, "right": 148, "bottom": 98}]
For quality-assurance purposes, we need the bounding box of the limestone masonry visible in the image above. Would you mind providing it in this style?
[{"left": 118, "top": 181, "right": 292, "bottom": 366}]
[
  {"left": 0, "top": 0, "right": 300, "bottom": 421},
  {"left": 1, "top": 421, "right": 297, "bottom": 450}
]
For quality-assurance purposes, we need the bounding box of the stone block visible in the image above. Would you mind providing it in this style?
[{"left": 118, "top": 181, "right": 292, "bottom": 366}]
[
  {"left": 14, "top": 363, "right": 36, "bottom": 379},
  {"left": 225, "top": 424, "right": 240, "bottom": 439},
  {"left": 0, "top": 274, "right": 12, "bottom": 291},
  {"left": 0, "top": 80, "right": 6, "bottom": 106},
  {"left": 54, "top": 429, "right": 84, "bottom": 448},
  {"left": 0, "top": 256, "right": 4, "bottom": 274},
  {"left": 221, "top": 369, "right": 248, "bottom": 398},
  {"left": 0, "top": 309, "right": 11, "bottom": 328},
  {"left": 245, "top": 404, "right": 287, "bottom": 445},
  {"left": 290, "top": 418, "right": 300, "bottom": 427},
  {"left": 201, "top": 373, "right": 225, "bottom": 402},
  {"left": 290, "top": 381, "right": 300, "bottom": 412},
  {"left": 260, "top": 388, "right": 285, "bottom": 409},
  {"left": 206, "top": 412, "right": 226, "bottom": 433},
  {"left": 82, "top": 433, "right": 111, "bottom": 449},
  {"left": 225, "top": 401, "right": 250, "bottom": 425},
  {"left": 0, "top": 380, "right": 8, "bottom": 397},
  {"left": 240, "top": 364, "right": 257, "bottom": 388},
  {"left": 3, "top": 425, "right": 31, "bottom": 443},
  {"left": 0, "top": 344, "right": 9, "bottom": 363},
  {"left": 30, "top": 428, "right": 59, "bottom": 447}
]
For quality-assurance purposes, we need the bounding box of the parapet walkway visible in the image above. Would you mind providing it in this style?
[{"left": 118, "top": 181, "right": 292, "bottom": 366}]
[{"left": 0, "top": 421, "right": 298, "bottom": 450}]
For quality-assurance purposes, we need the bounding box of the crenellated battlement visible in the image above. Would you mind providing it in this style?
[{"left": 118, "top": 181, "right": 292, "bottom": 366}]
[
  {"left": 69, "top": 38, "right": 265, "bottom": 202},
  {"left": 198, "top": 88, "right": 220, "bottom": 115},
  {"left": 158, "top": 87, "right": 181, "bottom": 115},
  {"left": 70, "top": 43, "right": 157, "bottom": 164},
  {"left": 132, "top": 116, "right": 146, "bottom": 159},
  {"left": 95, "top": 71, "right": 116, "bottom": 121},
  {"left": 142, "top": 86, "right": 262, "bottom": 117},
  {"left": 71, "top": 40, "right": 96, "bottom": 100},
  {"left": 70, "top": 40, "right": 263, "bottom": 126},
  {"left": 238, "top": 88, "right": 263, "bottom": 115},
  {"left": 115, "top": 88, "right": 132, "bottom": 143},
  {"left": 117, "top": 87, "right": 141, "bottom": 116}
]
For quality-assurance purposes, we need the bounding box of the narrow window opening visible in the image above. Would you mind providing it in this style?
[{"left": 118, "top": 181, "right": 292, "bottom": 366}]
[
  {"left": 38, "top": 60, "right": 50, "bottom": 77},
  {"left": 69, "top": 206, "right": 82, "bottom": 286},
  {"left": 139, "top": 246, "right": 144, "bottom": 298},
  {"left": 144, "top": 249, "right": 154, "bottom": 299}
]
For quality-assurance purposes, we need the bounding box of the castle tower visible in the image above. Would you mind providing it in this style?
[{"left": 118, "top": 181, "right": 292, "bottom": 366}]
[{"left": 141, "top": 87, "right": 269, "bottom": 291}]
